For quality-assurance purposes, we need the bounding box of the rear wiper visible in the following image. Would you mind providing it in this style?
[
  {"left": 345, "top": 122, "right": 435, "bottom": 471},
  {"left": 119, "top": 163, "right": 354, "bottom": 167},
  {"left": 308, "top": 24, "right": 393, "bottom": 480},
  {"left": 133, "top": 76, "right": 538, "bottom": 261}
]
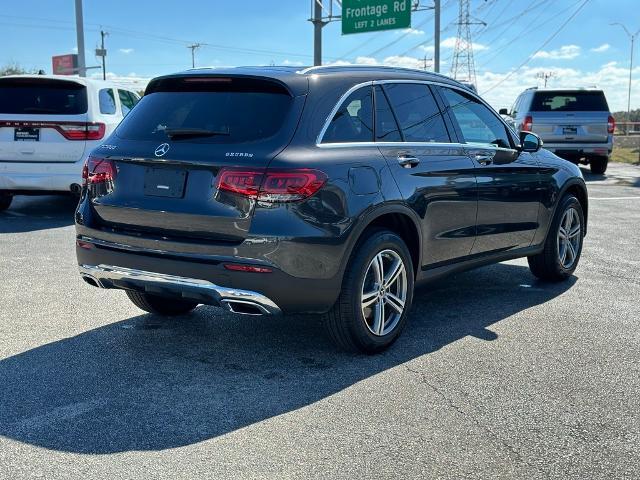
[{"left": 164, "top": 128, "right": 230, "bottom": 139}]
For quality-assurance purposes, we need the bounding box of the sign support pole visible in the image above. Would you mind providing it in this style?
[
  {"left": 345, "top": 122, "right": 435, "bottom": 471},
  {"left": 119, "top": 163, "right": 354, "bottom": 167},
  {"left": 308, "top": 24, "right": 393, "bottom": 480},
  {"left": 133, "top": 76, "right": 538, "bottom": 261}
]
[{"left": 74, "top": 0, "right": 86, "bottom": 77}]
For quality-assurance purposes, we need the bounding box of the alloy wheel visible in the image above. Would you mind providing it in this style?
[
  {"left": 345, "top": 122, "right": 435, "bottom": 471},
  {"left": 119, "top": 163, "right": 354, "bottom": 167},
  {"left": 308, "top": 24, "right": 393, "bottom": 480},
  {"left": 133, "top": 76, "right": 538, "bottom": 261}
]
[
  {"left": 557, "top": 207, "right": 581, "bottom": 269},
  {"left": 361, "top": 249, "right": 408, "bottom": 336}
]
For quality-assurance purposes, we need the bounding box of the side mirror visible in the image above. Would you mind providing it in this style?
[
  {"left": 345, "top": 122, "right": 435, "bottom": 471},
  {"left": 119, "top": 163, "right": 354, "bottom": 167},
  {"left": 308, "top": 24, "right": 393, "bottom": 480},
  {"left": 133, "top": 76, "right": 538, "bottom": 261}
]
[
  {"left": 498, "top": 108, "right": 509, "bottom": 115},
  {"left": 519, "top": 131, "right": 542, "bottom": 153}
]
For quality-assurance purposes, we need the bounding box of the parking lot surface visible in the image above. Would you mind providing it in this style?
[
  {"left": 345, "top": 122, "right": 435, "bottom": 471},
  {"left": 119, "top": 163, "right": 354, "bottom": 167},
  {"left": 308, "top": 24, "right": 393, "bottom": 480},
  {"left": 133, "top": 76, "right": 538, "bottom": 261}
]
[{"left": 0, "top": 163, "right": 638, "bottom": 479}]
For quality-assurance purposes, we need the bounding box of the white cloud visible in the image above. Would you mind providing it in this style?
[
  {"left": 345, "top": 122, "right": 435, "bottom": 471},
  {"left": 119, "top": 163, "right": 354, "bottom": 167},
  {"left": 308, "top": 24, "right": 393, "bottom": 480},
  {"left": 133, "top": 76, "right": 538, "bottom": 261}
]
[
  {"left": 533, "top": 44, "right": 580, "bottom": 60},
  {"left": 399, "top": 28, "right": 424, "bottom": 35},
  {"left": 282, "top": 59, "right": 304, "bottom": 66},
  {"left": 118, "top": 48, "right": 134, "bottom": 54},
  {"left": 440, "top": 36, "right": 488, "bottom": 52},
  {"left": 71, "top": 47, "right": 78, "bottom": 53},
  {"left": 591, "top": 43, "right": 610, "bottom": 53}
]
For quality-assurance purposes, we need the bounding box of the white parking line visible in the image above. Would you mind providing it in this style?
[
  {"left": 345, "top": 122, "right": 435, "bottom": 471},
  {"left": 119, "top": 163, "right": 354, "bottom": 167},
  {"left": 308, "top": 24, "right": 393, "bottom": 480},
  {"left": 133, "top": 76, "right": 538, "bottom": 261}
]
[{"left": 588, "top": 196, "right": 640, "bottom": 200}]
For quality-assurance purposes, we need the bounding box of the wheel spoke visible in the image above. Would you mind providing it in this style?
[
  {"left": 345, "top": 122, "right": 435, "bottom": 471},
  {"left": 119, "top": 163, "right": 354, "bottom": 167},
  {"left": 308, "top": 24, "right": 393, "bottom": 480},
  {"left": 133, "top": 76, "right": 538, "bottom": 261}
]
[
  {"left": 563, "top": 210, "right": 572, "bottom": 231},
  {"left": 559, "top": 241, "right": 568, "bottom": 265},
  {"left": 568, "top": 224, "right": 581, "bottom": 238},
  {"left": 361, "top": 290, "right": 378, "bottom": 309},
  {"left": 566, "top": 241, "right": 576, "bottom": 263},
  {"left": 383, "top": 259, "right": 404, "bottom": 289},
  {"left": 385, "top": 292, "right": 405, "bottom": 314},
  {"left": 373, "top": 300, "right": 385, "bottom": 335},
  {"left": 373, "top": 253, "right": 384, "bottom": 285},
  {"left": 558, "top": 226, "right": 567, "bottom": 240}
]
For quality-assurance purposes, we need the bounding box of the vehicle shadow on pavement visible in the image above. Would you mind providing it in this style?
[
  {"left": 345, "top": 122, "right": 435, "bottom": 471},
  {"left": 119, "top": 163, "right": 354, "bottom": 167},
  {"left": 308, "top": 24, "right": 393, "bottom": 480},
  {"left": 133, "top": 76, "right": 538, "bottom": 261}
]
[
  {"left": 0, "top": 262, "right": 576, "bottom": 454},
  {"left": 0, "top": 195, "right": 76, "bottom": 234}
]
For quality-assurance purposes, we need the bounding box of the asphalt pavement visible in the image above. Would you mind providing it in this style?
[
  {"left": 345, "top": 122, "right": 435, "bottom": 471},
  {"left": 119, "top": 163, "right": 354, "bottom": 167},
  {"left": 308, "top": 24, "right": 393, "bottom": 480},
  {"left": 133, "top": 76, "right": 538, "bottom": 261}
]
[{"left": 0, "top": 163, "right": 638, "bottom": 479}]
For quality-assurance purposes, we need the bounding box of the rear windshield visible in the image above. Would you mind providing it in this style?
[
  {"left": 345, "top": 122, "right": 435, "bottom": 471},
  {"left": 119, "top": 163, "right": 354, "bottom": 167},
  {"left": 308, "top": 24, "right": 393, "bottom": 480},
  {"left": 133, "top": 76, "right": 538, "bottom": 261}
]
[
  {"left": 0, "top": 78, "right": 88, "bottom": 115},
  {"left": 115, "top": 78, "right": 293, "bottom": 144},
  {"left": 530, "top": 91, "right": 609, "bottom": 112}
]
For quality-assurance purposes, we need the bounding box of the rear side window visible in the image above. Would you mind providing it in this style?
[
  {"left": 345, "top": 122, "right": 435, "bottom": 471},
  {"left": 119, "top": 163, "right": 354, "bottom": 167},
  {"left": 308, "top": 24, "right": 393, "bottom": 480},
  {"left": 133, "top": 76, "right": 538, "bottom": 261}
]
[
  {"left": 440, "top": 87, "right": 511, "bottom": 148},
  {"left": 383, "top": 83, "right": 450, "bottom": 142},
  {"left": 374, "top": 85, "right": 402, "bottom": 142},
  {"left": 530, "top": 91, "right": 609, "bottom": 112},
  {"left": 0, "top": 78, "right": 87, "bottom": 115},
  {"left": 116, "top": 78, "right": 293, "bottom": 144},
  {"left": 118, "top": 89, "right": 137, "bottom": 115},
  {"left": 99, "top": 88, "right": 116, "bottom": 114},
  {"left": 322, "top": 86, "right": 373, "bottom": 143}
]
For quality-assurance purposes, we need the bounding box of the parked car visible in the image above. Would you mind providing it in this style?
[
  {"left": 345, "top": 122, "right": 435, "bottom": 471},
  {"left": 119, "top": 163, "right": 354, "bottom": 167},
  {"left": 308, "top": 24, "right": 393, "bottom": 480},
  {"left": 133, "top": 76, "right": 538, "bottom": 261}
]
[
  {"left": 0, "top": 74, "right": 140, "bottom": 210},
  {"left": 500, "top": 87, "right": 614, "bottom": 174},
  {"left": 76, "top": 66, "right": 588, "bottom": 353}
]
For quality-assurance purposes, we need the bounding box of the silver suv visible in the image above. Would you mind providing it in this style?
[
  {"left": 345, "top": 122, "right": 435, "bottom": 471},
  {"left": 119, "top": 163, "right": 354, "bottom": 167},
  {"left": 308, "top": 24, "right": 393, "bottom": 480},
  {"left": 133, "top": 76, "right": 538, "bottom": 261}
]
[{"left": 501, "top": 87, "right": 614, "bottom": 174}]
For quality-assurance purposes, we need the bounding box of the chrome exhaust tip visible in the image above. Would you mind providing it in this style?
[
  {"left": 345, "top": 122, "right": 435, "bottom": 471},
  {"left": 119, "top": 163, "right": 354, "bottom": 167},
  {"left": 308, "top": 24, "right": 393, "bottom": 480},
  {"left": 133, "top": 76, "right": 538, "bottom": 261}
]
[
  {"left": 81, "top": 274, "right": 103, "bottom": 288},
  {"left": 221, "top": 299, "right": 270, "bottom": 316}
]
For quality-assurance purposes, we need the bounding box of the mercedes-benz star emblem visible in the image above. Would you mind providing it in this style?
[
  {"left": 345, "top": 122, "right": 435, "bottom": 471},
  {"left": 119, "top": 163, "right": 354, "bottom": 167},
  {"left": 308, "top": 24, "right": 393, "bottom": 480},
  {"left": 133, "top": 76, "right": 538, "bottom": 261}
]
[{"left": 154, "top": 143, "right": 170, "bottom": 157}]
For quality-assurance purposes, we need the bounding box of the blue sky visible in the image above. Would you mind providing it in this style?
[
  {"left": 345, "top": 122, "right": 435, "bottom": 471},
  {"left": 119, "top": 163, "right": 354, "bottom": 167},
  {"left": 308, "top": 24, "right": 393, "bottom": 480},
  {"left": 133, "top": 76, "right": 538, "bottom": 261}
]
[{"left": 1, "top": 0, "right": 638, "bottom": 110}]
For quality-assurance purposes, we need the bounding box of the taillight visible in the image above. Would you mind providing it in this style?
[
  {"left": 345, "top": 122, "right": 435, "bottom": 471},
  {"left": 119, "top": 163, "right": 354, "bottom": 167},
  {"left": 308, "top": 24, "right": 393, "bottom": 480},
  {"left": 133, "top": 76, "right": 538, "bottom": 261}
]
[
  {"left": 521, "top": 115, "right": 533, "bottom": 132},
  {"left": 0, "top": 120, "right": 105, "bottom": 140},
  {"left": 82, "top": 156, "right": 116, "bottom": 186},
  {"left": 216, "top": 168, "right": 327, "bottom": 202},
  {"left": 58, "top": 122, "right": 106, "bottom": 140},
  {"left": 607, "top": 115, "right": 615, "bottom": 134}
]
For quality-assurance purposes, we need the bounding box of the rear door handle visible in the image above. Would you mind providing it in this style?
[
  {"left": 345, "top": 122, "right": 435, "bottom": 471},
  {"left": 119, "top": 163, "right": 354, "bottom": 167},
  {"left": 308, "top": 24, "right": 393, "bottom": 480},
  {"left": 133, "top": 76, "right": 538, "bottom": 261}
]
[
  {"left": 397, "top": 154, "right": 420, "bottom": 168},
  {"left": 474, "top": 153, "right": 494, "bottom": 166}
]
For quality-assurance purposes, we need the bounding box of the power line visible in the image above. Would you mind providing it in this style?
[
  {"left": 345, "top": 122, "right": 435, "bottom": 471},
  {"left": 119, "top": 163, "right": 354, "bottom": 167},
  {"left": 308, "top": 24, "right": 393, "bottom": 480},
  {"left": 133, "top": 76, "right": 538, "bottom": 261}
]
[{"left": 481, "top": 0, "right": 591, "bottom": 95}]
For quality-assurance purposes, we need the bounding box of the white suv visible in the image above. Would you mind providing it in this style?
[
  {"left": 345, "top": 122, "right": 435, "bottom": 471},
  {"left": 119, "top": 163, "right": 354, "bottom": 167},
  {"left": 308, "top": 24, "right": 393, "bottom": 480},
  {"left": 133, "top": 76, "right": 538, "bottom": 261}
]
[{"left": 0, "top": 75, "right": 140, "bottom": 210}]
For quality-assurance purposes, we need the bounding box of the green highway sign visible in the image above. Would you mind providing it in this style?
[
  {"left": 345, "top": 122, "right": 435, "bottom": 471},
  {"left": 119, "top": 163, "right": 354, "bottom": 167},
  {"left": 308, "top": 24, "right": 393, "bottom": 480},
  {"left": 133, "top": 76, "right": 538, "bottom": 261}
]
[{"left": 342, "top": 0, "right": 411, "bottom": 35}]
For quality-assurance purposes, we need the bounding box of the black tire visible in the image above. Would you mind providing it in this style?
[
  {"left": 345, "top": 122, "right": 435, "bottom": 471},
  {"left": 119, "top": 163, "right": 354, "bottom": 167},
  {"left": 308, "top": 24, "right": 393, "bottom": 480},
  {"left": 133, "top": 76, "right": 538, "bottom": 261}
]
[
  {"left": 0, "top": 194, "right": 12, "bottom": 212},
  {"left": 528, "top": 195, "right": 584, "bottom": 282},
  {"left": 323, "top": 229, "right": 414, "bottom": 354},
  {"left": 589, "top": 155, "right": 608, "bottom": 174},
  {"left": 125, "top": 290, "right": 199, "bottom": 316}
]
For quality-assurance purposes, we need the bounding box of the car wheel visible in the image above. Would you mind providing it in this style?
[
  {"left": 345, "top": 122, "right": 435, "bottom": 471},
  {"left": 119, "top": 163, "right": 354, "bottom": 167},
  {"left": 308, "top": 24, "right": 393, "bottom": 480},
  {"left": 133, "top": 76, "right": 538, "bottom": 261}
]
[
  {"left": 125, "top": 290, "right": 199, "bottom": 316},
  {"left": 589, "top": 155, "right": 608, "bottom": 174},
  {"left": 324, "top": 229, "right": 414, "bottom": 354},
  {"left": 0, "top": 193, "right": 13, "bottom": 212},
  {"left": 528, "top": 195, "right": 584, "bottom": 282}
]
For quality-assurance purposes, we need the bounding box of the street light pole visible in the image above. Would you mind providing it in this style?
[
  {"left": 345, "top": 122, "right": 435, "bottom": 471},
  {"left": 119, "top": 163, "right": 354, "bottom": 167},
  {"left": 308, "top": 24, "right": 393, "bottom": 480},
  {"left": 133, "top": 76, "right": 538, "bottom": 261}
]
[
  {"left": 434, "top": 0, "right": 440, "bottom": 73},
  {"left": 611, "top": 23, "right": 639, "bottom": 127}
]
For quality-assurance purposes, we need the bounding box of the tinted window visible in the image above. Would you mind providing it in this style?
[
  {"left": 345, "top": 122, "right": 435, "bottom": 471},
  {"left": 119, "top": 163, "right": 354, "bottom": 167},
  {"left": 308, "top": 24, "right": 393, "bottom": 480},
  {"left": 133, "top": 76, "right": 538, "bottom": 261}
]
[
  {"left": 374, "top": 85, "right": 401, "bottom": 142},
  {"left": 383, "top": 83, "right": 449, "bottom": 142},
  {"left": 116, "top": 89, "right": 292, "bottom": 144},
  {"left": 99, "top": 88, "right": 116, "bottom": 114},
  {"left": 0, "top": 78, "right": 87, "bottom": 115},
  {"left": 322, "top": 87, "right": 373, "bottom": 143},
  {"left": 118, "top": 89, "right": 135, "bottom": 115},
  {"left": 530, "top": 91, "right": 609, "bottom": 112},
  {"left": 440, "top": 87, "right": 511, "bottom": 148}
]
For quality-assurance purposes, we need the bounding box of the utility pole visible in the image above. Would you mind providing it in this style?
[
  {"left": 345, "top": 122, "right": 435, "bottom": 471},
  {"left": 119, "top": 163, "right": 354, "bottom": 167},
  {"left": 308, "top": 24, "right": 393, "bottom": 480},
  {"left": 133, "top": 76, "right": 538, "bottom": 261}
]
[
  {"left": 74, "top": 0, "right": 86, "bottom": 77},
  {"left": 98, "top": 30, "right": 108, "bottom": 80},
  {"left": 312, "top": 0, "right": 326, "bottom": 66},
  {"left": 611, "top": 23, "right": 639, "bottom": 130},
  {"left": 434, "top": 0, "right": 440, "bottom": 73},
  {"left": 537, "top": 71, "right": 555, "bottom": 88},
  {"left": 450, "top": 0, "right": 486, "bottom": 86},
  {"left": 187, "top": 43, "right": 201, "bottom": 68}
]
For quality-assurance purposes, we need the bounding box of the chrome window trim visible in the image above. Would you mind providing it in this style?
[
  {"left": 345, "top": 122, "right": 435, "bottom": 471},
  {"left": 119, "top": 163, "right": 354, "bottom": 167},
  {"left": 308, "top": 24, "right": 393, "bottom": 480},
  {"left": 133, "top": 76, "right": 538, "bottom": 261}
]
[
  {"left": 316, "top": 81, "right": 373, "bottom": 145},
  {"left": 316, "top": 79, "right": 518, "bottom": 151},
  {"left": 316, "top": 141, "right": 517, "bottom": 154}
]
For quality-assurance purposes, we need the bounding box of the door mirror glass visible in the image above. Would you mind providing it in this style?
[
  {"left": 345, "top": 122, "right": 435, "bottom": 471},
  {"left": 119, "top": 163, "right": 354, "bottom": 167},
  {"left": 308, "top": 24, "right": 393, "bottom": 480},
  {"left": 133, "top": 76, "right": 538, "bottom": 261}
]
[
  {"left": 520, "top": 132, "right": 542, "bottom": 152},
  {"left": 498, "top": 108, "right": 508, "bottom": 115}
]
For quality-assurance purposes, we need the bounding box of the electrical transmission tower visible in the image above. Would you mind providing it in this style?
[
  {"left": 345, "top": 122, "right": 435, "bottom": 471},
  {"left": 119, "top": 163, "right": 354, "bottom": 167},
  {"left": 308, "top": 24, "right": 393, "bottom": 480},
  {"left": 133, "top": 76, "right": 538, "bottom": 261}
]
[{"left": 450, "top": 0, "right": 486, "bottom": 86}]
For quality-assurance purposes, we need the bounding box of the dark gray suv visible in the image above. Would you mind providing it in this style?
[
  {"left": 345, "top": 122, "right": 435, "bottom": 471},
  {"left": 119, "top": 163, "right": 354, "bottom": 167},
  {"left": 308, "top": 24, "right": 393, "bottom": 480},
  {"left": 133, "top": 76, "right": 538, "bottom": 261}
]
[{"left": 76, "top": 66, "right": 588, "bottom": 353}]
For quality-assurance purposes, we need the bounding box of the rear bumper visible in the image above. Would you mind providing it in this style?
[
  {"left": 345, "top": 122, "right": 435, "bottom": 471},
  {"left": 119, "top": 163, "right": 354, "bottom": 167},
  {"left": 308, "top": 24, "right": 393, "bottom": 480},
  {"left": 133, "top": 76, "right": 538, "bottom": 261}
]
[
  {"left": 0, "top": 159, "right": 84, "bottom": 192},
  {"left": 543, "top": 142, "right": 612, "bottom": 156},
  {"left": 80, "top": 264, "right": 282, "bottom": 315},
  {"left": 75, "top": 235, "right": 343, "bottom": 314}
]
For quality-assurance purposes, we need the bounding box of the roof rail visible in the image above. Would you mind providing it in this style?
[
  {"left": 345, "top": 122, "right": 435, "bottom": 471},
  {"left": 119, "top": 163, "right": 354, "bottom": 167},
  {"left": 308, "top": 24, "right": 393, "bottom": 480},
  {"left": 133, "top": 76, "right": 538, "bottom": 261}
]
[{"left": 297, "top": 64, "right": 454, "bottom": 81}]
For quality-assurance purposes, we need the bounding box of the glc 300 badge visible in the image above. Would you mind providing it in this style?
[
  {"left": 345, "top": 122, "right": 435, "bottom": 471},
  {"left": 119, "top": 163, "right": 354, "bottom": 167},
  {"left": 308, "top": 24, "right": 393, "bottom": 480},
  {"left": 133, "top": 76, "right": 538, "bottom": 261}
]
[{"left": 225, "top": 152, "right": 254, "bottom": 158}]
